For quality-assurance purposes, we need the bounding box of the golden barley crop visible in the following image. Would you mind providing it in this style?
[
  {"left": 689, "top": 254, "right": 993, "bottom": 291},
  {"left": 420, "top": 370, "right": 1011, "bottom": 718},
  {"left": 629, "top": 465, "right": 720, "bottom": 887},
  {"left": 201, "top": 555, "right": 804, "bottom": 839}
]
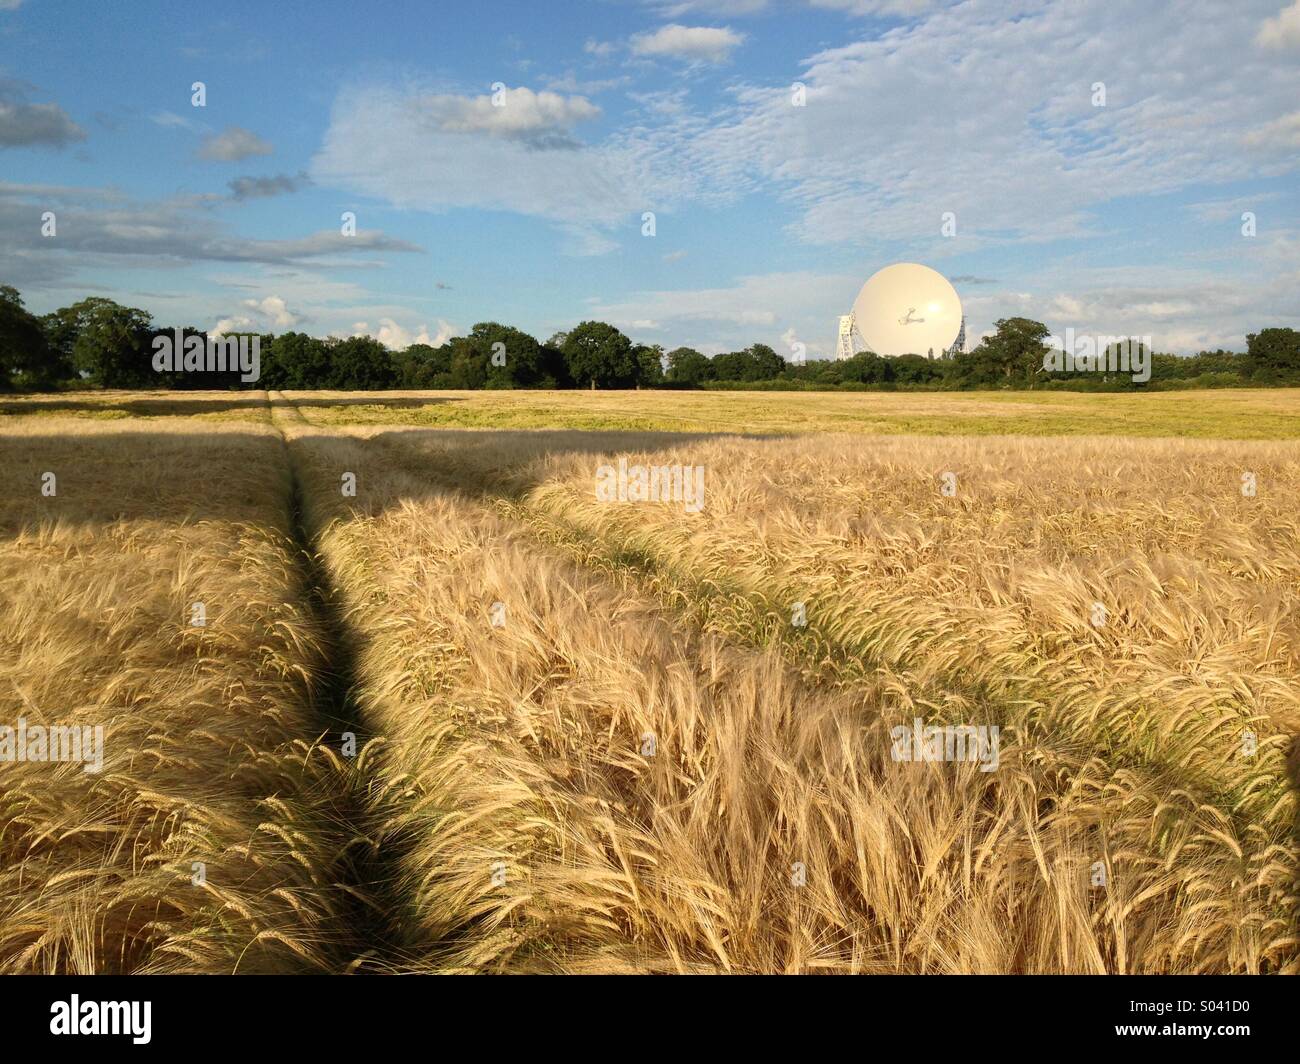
[
  {"left": 0, "top": 414, "right": 348, "bottom": 973},
  {"left": 1, "top": 390, "right": 1296, "bottom": 974},
  {"left": 276, "top": 403, "right": 1298, "bottom": 973}
]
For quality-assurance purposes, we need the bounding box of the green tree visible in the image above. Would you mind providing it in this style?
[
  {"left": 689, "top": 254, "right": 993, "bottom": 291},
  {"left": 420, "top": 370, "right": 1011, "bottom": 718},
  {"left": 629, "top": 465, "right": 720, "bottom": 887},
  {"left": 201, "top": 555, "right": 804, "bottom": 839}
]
[
  {"left": 324, "top": 335, "right": 395, "bottom": 389},
  {"left": 969, "top": 317, "right": 1052, "bottom": 385},
  {"left": 442, "top": 336, "right": 487, "bottom": 389},
  {"left": 562, "top": 321, "right": 636, "bottom": 388},
  {"left": 41, "top": 303, "right": 89, "bottom": 369},
  {"left": 537, "top": 341, "right": 570, "bottom": 388},
  {"left": 633, "top": 343, "right": 665, "bottom": 386},
  {"left": 1246, "top": 328, "right": 1300, "bottom": 378},
  {"left": 712, "top": 343, "right": 787, "bottom": 383},
  {"left": 470, "top": 322, "right": 544, "bottom": 388},
  {"left": 838, "top": 351, "right": 892, "bottom": 384},
  {"left": 69, "top": 299, "right": 154, "bottom": 387},
  {"left": 665, "top": 346, "right": 713, "bottom": 386},
  {"left": 37, "top": 298, "right": 113, "bottom": 385},
  {"left": 394, "top": 342, "right": 452, "bottom": 388},
  {"left": 260, "top": 331, "right": 331, "bottom": 388},
  {"left": 710, "top": 350, "right": 749, "bottom": 381},
  {"left": 745, "top": 343, "right": 785, "bottom": 381},
  {"left": 1, "top": 286, "right": 60, "bottom": 389},
  {"left": 805, "top": 359, "right": 843, "bottom": 386},
  {"left": 890, "top": 353, "right": 946, "bottom": 385}
]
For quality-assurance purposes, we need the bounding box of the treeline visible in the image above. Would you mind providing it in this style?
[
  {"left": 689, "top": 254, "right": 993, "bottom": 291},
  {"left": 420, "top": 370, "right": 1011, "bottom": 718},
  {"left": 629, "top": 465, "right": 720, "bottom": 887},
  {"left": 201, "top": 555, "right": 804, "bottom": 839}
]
[{"left": 2, "top": 287, "right": 1298, "bottom": 392}]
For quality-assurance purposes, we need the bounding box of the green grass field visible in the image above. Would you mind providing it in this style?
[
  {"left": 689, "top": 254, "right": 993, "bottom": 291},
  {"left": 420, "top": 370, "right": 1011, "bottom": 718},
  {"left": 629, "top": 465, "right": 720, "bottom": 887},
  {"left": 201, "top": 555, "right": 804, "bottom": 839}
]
[{"left": 2, "top": 387, "right": 1298, "bottom": 438}]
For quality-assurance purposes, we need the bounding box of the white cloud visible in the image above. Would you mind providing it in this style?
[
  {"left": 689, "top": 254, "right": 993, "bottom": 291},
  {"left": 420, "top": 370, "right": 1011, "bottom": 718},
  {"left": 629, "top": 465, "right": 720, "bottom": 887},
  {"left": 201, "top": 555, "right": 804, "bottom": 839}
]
[
  {"left": 210, "top": 315, "right": 254, "bottom": 336},
  {"left": 198, "top": 126, "right": 273, "bottom": 161},
  {"left": 588, "top": 270, "right": 859, "bottom": 355},
  {"left": 651, "top": 0, "right": 769, "bottom": 15},
  {"left": 416, "top": 86, "right": 600, "bottom": 147},
  {"left": 961, "top": 258, "right": 1300, "bottom": 355},
  {"left": 151, "top": 111, "right": 194, "bottom": 129},
  {"left": 807, "top": 0, "right": 938, "bottom": 15},
  {"left": 351, "top": 317, "right": 461, "bottom": 349},
  {"left": 1242, "top": 109, "right": 1300, "bottom": 149},
  {"left": 630, "top": 24, "right": 745, "bottom": 62},
  {"left": 539, "top": 71, "right": 630, "bottom": 95},
  {"left": 312, "top": 82, "right": 694, "bottom": 252},
  {"left": 680, "top": 1, "right": 1300, "bottom": 249},
  {"left": 557, "top": 224, "right": 622, "bottom": 256},
  {"left": 101, "top": 3, "right": 1296, "bottom": 352},
  {"left": 243, "top": 295, "right": 302, "bottom": 328},
  {"left": 1256, "top": 0, "right": 1300, "bottom": 49},
  {"left": 1184, "top": 192, "right": 1282, "bottom": 223},
  {"left": 211, "top": 294, "right": 304, "bottom": 335}
]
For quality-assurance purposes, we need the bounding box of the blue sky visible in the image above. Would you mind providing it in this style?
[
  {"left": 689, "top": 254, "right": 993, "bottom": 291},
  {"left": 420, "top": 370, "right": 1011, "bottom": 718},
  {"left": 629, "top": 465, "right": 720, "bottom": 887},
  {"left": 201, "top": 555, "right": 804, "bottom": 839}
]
[{"left": 2, "top": 0, "right": 1297, "bottom": 355}]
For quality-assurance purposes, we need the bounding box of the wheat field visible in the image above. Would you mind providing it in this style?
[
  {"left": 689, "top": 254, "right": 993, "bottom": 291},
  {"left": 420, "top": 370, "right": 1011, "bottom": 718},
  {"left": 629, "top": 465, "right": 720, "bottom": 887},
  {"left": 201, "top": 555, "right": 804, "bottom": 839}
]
[{"left": 0, "top": 389, "right": 1296, "bottom": 973}]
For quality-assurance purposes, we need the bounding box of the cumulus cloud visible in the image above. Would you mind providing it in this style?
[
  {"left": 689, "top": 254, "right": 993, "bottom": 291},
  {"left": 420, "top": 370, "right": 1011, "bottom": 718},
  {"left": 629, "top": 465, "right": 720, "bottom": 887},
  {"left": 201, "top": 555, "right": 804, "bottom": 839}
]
[
  {"left": 228, "top": 171, "right": 311, "bottom": 200},
  {"left": 630, "top": 24, "right": 745, "bottom": 62},
  {"left": 199, "top": 125, "right": 274, "bottom": 161},
  {"left": 1256, "top": 0, "right": 1300, "bottom": 49},
  {"left": 240, "top": 295, "right": 302, "bottom": 329},
  {"left": 0, "top": 79, "right": 85, "bottom": 149},
  {"left": 351, "top": 317, "right": 461, "bottom": 349},
  {"left": 415, "top": 85, "right": 600, "bottom": 149},
  {"left": 210, "top": 315, "right": 255, "bottom": 336},
  {"left": 212, "top": 295, "right": 304, "bottom": 337}
]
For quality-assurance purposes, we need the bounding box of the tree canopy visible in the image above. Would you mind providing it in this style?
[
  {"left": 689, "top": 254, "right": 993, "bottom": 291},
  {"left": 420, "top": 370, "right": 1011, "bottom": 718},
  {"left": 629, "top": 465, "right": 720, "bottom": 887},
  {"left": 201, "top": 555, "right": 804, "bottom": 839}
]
[
  {"left": 562, "top": 321, "right": 638, "bottom": 388},
  {"left": 0, "top": 286, "right": 57, "bottom": 389},
  {"left": 0, "top": 284, "right": 1294, "bottom": 394},
  {"left": 67, "top": 298, "right": 156, "bottom": 388}
]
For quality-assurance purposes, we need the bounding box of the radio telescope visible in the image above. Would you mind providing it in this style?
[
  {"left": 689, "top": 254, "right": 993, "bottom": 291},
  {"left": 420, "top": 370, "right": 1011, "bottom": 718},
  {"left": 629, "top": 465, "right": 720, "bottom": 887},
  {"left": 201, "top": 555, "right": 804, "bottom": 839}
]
[{"left": 837, "top": 263, "right": 963, "bottom": 359}]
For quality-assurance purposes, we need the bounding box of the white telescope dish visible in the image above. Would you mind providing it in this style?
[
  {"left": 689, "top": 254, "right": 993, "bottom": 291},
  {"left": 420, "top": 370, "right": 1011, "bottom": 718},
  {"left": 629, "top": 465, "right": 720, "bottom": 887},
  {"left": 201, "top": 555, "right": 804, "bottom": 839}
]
[{"left": 849, "top": 263, "right": 962, "bottom": 358}]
